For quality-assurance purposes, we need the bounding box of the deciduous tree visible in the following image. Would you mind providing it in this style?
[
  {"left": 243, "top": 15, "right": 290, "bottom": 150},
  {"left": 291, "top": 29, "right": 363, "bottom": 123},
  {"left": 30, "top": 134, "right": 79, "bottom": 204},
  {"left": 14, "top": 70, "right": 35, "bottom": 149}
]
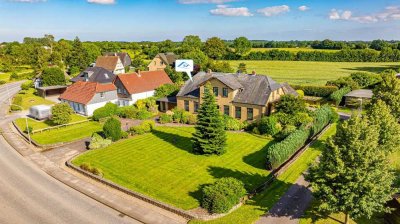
[
  {"left": 204, "top": 37, "right": 226, "bottom": 59},
  {"left": 232, "top": 37, "right": 251, "bottom": 56}
]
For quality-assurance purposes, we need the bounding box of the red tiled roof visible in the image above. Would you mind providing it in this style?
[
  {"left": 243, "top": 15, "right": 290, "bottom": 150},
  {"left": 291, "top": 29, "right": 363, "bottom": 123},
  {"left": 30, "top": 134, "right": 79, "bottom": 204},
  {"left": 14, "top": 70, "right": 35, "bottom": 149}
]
[
  {"left": 95, "top": 56, "right": 119, "bottom": 72},
  {"left": 116, "top": 70, "right": 173, "bottom": 95},
  {"left": 60, "top": 81, "right": 116, "bottom": 105}
]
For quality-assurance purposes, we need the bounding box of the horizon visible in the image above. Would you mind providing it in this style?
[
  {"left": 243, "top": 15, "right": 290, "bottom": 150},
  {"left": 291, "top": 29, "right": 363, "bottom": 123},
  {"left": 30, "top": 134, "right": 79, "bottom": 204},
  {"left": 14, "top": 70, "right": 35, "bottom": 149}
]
[{"left": 1, "top": 0, "right": 400, "bottom": 42}]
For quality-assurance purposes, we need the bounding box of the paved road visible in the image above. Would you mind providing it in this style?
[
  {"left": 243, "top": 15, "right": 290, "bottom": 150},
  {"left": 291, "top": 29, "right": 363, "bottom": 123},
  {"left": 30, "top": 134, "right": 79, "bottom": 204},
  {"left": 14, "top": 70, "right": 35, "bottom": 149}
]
[{"left": 0, "top": 82, "right": 141, "bottom": 224}]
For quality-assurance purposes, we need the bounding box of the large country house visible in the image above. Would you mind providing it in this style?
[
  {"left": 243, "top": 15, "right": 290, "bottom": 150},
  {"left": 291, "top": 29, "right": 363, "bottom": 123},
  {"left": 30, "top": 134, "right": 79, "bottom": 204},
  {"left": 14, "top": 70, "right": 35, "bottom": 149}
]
[
  {"left": 60, "top": 70, "right": 172, "bottom": 116},
  {"left": 148, "top": 53, "right": 179, "bottom": 71},
  {"left": 95, "top": 56, "right": 125, "bottom": 75},
  {"left": 175, "top": 71, "right": 297, "bottom": 121}
]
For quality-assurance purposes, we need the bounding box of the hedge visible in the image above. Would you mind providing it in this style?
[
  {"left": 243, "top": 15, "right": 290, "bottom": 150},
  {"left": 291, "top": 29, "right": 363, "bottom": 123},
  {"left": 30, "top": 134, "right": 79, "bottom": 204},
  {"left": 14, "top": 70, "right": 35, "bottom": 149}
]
[
  {"left": 93, "top": 103, "right": 118, "bottom": 121},
  {"left": 292, "top": 85, "right": 338, "bottom": 98},
  {"left": 310, "top": 105, "right": 337, "bottom": 137},
  {"left": 330, "top": 87, "right": 351, "bottom": 106}
]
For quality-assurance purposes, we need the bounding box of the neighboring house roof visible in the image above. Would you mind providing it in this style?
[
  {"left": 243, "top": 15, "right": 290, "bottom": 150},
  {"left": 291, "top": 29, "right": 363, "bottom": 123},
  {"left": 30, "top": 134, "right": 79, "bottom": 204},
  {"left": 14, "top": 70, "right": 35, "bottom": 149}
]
[
  {"left": 71, "top": 67, "right": 115, "bottom": 84},
  {"left": 116, "top": 70, "right": 173, "bottom": 95},
  {"left": 104, "top": 52, "right": 132, "bottom": 67},
  {"left": 157, "top": 53, "right": 179, "bottom": 65},
  {"left": 177, "top": 72, "right": 283, "bottom": 106},
  {"left": 344, "top": 89, "right": 373, "bottom": 99},
  {"left": 281, "top": 82, "right": 299, "bottom": 96},
  {"left": 95, "top": 56, "right": 119, "bottom": 72},
  {"left": 60, "top": 81, "right": 116, "bottom": 105}
]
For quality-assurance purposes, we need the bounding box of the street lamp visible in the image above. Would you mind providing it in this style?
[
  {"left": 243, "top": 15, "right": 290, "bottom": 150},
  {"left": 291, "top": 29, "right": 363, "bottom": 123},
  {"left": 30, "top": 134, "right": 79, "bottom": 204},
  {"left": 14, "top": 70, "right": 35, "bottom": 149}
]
[{"left": 10, "top": 104, "right": 31, "bottom": 145}]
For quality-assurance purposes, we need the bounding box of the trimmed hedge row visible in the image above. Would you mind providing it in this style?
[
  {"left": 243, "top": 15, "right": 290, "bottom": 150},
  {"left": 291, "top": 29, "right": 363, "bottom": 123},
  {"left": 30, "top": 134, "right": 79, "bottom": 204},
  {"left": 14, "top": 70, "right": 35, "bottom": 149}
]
[
  {"left": 310, "top": 105, "right": 337, "bottom": 137},
  {"left": 292, "top": 85, "right": 338, "bottom": 98},
  {"left": 330, "top": 87, "right": 351, "bottom": 106}
]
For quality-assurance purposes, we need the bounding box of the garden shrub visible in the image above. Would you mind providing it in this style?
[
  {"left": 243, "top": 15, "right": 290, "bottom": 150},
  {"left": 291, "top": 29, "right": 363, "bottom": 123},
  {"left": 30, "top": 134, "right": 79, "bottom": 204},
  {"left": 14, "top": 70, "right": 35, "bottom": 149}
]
[
  {"left": 330, "top": 87, "right": 351, "bottom": 106},
  {"left": 292, "top": 85, "right": 338, "bottom": 98},
  {"left": 92, "top": 102, "right": 118, "bottom": 121},
  {"left": 258, "top": 116, "right": 282, "bottom": 136},
  {"left": 51, "top": 103, "right": 73, "bottom": 125},
  {"left": 201, "top": 177, "right": 246, "bottom": 214},
  {"left": 159, "top": 114, "right": 173, "bottom": 124},
  {"left": 130, "top": 120, "right": 155, "bottom": 135},
  {"left": 9, "top": 72, "right": 18, "bottom": 80},
  {"left": 171, "top": 108, "right": 196, "bottom": 124},
  {"left": 0, "top": 80, "right": 5, "bottom": 85},
  {"left": 350, "top": 72, "right": 382, "bottom": 88},
  {"left": 276, "top": 94, "right": 306, "bottom": 115},
  {"left": 88, "top": 133, "right": 112, "bottom": 149},
  {"left": 20, "top": 80, "right": 33, "bottom": 90},
  {"left": 188, "top": 114, "right": 197, "bottom": 125},
  {"left": 223, "top": 115, "right": 244, "bottom": 131},
  {"left": 79, "top": 163, "right": 102, "bottom": 176},
  {"left": 267, "top": 128, "right": 311, "bottom": 169},
  {"left": 121, "top": 131, "right": 129, "bottom": 139},
  {"left": 24, "top": 126, "right": 33, "bottom": 134},
  {"left": 117, "top": 106, "right": 136, "bottom": 119},
  {"left": 172, "top": 108, "right": 183, "bottom": 123},
  {"left": 103, "top": 117, "right": 122, "bottom": 141}
]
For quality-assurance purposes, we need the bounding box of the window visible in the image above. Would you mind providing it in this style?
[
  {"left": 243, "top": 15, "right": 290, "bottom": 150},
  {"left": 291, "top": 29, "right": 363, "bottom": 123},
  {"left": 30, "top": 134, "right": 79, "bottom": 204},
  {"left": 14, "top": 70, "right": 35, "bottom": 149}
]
[
  {"left": 194, "top": 102, "right": 199, "bottom": 113},
  {"left": 224, "top": 105, "right": 230, "bottom": 116},
  {"left": 222, "top": 88, "right": 228, "bottom": 97},
  {"left": 100, "top": 92, "right": 104, "bottom": 98},
  {"left": 184, "top": 100, "right": 189, "bottom": 111},
  {"left": 213, "top": 87, "right": 219, "bottom": 97},
  {"left": 235, "top": 107, "right": 241, "bottom": 119},
  {"left": 117, "top": 88, "right": 122, "bottom": 94},
  {"left": 247, "top": 108, "right": 254, "bottom": 120}
]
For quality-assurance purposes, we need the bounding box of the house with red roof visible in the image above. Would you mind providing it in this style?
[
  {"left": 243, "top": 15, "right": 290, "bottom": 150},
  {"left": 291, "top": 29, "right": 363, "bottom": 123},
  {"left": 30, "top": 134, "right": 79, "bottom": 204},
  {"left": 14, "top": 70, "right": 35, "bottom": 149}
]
[
  {"left": 59, "top": 81, "right": 118, "bottom": 116},
  {"left": 59, "top": 70, "right": 172, "bottom": 116},
  {"left": 114, "top": 70, "right": 173, "bottom": 106}
]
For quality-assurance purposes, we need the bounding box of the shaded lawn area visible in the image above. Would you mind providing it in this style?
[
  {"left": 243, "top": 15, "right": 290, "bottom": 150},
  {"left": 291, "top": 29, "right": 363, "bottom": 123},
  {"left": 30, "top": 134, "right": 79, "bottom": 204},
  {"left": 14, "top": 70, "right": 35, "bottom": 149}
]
[
  {"left": 31, "top": 121, "right": 102, "bottom": 145},
  {"left": 15, "top": 114, "right": 88, "bottom": 132},
  {"left": 228, "top": 61, "right": 399, "bottom": 86},
  {"left": 14, "top": 88, "right": 54, "bottom": 110},
  {"left": 73, "top": 126, "right": 273, "bottom": 210},
  {"left": 190, "top": 124, "right": 337, "bottom": 224}
]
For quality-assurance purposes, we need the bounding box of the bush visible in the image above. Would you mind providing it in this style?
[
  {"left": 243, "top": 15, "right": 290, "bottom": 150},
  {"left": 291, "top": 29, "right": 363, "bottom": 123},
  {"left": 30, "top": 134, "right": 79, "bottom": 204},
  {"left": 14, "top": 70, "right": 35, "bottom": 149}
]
[
  {"left": 223, "top": 115, "right": 244, "bottom": 131},
  {"left": 20, "top": 80, "right": 33, "bottom": 90},
  {"left": 41, "top": 67, "right": 66, "bottom": 86},
  {"left": 267, "top": 128, "right": 311, "bottom": 169},
  {"left": 258, "top": 116, "right": 281, "bottom": 136},
  {"left": 171, "top": 108, "right": 196, "bottom": 124},
  {"left": 159, "top": 114, "right": 173, "bottom": 124},
  {"left": 172, "top": 108, "right": 183, "bottom": 123},
  {"left": 130, "top": 120, "right": 155, "bottom": 135},
  {"left": 188, "top": 114, "right": 197, "bottom": 125},
  {"left": 0, "top": 80, "right": 6, "bottom": 85},
  {"left": 103, "top": 117, "right": 122, "bottom": 141},
  {"left": 88, "top": 133, "right": 112, "bottom": 149},
  {"left": 79, "top": 163, "right": 102, "bottom": 176},
  {"left": 121, "top": 131, "right": 129, "bottom": 139},
  {"left": 136, "top": 109, "right": 153, "bottom": 120},
  {"left": 9, "top": 72, "right": 18, "bottom": 80},
  {"left": 275, "top": 125, "right": 297, "bottom": 140},
  {"left": 292, "top": 85, "right": 338, "bottom": 98},
  {"left": 201, "top": 178, "right": 246, "bottom": 214},
  {"left": 24, "top": 126, "right": 33, "bottom": 134},
  {"left": 330, "top": 87, "right": 351, "bottom": 106},
  {"left": 51, "top": 103, "right": 73, "bottom": 125},
  {"left": 350, "top": 72, "right": 382, "bottom": 88},
  {"left": 117, "top": 106, "right": 136, "bottom": 119},
  {"left": 93, "top": 102, "right": 118, "bottom": 121},
  {"left": 276, "top": 94, "right": 306, "bottom": 115},
  {"left": 10, "top": 95, "right": 23, "bottom": 111}
]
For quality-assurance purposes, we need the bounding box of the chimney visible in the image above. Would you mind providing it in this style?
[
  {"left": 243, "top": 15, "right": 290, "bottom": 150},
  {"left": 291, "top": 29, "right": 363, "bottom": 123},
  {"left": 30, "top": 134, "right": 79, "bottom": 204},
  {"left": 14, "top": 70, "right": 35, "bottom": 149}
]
[{"left": 251, "top": 70, "right": 256, "bottom": 76}]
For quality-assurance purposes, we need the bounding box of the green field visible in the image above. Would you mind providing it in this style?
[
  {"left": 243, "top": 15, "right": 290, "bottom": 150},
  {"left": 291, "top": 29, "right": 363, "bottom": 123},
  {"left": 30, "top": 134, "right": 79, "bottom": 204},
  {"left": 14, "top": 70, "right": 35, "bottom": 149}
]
[
  {"left": 251, "top": 48, "right": 340, "bottom": 53},
  {"left": 73, "top": 126, "right": 273, "bottom": 210},
  {"left": 191, "top": 125, "right": 337, "bottom": 224},
  {"left": 228, "top": 60, "right": 399, "bottom": 85},
  {"left": 30, "top": 121, "right": 102, "bottom": 145},
  {"left": 15, "top": 114, "right": 88, "bottom": 132}
]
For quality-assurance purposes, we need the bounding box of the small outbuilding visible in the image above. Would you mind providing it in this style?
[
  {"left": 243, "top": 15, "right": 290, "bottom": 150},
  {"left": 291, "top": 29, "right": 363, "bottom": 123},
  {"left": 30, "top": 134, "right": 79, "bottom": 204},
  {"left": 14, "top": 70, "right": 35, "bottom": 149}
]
[
  {"left": 344, "top": 89, "right": 373, "bottom": 107},
  {"left": 29, "top": 105, "right": 52, "bottom": 120}
]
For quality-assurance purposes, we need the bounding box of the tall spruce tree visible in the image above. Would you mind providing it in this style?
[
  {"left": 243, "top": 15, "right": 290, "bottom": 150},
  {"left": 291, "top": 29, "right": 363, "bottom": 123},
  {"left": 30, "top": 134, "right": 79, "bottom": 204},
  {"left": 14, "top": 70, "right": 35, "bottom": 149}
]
[
  {"left": 306, "top": 116, "right": 395, "bottom": 224},
  {"left": 192, "top": 83, "right": 227, "bottom": 155}
]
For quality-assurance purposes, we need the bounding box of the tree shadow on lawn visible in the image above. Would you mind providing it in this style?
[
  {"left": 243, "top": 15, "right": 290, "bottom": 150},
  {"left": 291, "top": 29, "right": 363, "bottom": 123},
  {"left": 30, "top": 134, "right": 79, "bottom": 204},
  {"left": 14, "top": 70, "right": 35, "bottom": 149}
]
[
  {"left": 242, "top": 140, "right": 276, "bottom": 170},
  {"left": 343, "top": 65, "right": 400, "bottom": 74},
  {"left": 152, "top": 129, "right": 194, "bottom": 154}
]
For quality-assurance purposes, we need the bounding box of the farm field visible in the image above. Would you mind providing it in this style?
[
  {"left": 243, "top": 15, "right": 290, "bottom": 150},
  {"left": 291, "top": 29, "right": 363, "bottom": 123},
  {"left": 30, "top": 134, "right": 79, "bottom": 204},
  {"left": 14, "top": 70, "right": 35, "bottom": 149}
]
[
  {"left": 73, "top": 126, "right": 273, "bottom": 210},
  {"left": 250, "top": 48, "right": 340, "bottom": 53},
  {"left": 228, "top": 60, "right": 400, "bottom": 85},
  {"left": 30, "top": 121, "right": 102, "bottom": 145}
]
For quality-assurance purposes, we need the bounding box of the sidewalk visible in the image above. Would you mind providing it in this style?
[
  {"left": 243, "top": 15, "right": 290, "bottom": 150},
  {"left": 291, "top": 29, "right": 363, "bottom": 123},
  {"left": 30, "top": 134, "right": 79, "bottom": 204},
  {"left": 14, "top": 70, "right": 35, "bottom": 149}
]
[{"left": 0, "top": 119, "right": 188, "bottom": 224}]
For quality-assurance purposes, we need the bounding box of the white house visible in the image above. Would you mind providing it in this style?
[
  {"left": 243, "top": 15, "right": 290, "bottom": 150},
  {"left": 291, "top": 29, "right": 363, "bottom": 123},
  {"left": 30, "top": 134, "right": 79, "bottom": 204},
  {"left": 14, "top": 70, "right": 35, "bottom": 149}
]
[{"left": 95, "top": 56, "right": 125, "bottom": 75}]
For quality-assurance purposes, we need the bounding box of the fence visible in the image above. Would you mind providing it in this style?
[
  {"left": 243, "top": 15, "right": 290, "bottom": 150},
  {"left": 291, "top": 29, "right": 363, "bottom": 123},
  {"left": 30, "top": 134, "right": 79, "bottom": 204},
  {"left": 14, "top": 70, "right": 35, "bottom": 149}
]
[{"left": 32, "top": 119, "right": 90, "bottom": 134}]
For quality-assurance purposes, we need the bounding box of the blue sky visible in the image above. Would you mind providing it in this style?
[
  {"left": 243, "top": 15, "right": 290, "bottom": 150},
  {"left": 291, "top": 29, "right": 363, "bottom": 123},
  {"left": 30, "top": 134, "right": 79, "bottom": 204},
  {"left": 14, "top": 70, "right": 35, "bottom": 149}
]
[{"left": 0, "top": 0, "right": 400, "bottom": 42}]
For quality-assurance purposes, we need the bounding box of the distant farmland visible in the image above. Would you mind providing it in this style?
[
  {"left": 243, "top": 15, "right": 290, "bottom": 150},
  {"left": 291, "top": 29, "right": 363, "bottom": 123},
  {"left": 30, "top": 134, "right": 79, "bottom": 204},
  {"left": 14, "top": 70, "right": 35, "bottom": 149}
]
[{"left": 228, "top": 60, "right": 399, "bottom": 85}]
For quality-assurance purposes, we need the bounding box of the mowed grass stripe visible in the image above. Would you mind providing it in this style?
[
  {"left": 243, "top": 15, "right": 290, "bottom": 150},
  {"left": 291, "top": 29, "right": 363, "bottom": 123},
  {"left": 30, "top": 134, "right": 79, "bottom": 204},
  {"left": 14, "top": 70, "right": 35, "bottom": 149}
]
[{"left": 73, "top": 126, "right": 271, "bottom": 210}]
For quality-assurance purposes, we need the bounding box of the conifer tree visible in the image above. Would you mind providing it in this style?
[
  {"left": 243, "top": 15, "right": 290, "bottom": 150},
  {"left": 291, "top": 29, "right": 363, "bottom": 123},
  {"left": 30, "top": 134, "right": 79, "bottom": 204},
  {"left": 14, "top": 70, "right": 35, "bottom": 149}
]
[
  {"left": 306, "top": 116, "right": 395, "bottom": 224},
  {"left": 192, "top": 83, "right": 227, "bottom": 155}
]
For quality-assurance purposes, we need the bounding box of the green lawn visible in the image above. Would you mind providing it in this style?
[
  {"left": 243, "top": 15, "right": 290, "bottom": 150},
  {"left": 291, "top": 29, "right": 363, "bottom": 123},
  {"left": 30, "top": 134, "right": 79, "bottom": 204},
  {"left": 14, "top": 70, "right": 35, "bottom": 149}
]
[
  {"left": 250, "top": 48, "right": 340, "bottom": 53},
  {"left": 228, "top": 60, "right": 400, "bottom": 85},
  {"left": 15, "top": 114, "right": 88, "bottom": 132},
  {"left": 13, "top": 88, "right": 54, "bottom": 110},
  {"left": 191, "top": 125, "right": 337, "bottom": 224},
  {"left": 73, "top": 126, "right": 273, "bottom": 210},
  {"left": 30, "top": 121, "right": 102, "bottom": 145}
]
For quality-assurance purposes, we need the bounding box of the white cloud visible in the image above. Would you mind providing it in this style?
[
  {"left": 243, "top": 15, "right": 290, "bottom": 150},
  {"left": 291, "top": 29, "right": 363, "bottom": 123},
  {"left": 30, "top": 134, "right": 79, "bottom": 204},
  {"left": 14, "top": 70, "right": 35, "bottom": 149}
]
[
  {"left": 210, "top": 5, "right": 253, "bottom": 17},
  {"left": 87, "top": 0, "right": 115, "bottom": 5},
  {"left": 179, "top": 0, "right": 237, "bottom": 4},
  {"left": 9, "top": 0, "right": 46, "bottom": 2},
  {"left": 257, "top": 5, "right": 290, "bottom": 17},
  {"left": 329, "top": 6, "right": 400, "bottom": 23},
  {"left": 298, "top": 5, "right": 310, "bottom": 11}
]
